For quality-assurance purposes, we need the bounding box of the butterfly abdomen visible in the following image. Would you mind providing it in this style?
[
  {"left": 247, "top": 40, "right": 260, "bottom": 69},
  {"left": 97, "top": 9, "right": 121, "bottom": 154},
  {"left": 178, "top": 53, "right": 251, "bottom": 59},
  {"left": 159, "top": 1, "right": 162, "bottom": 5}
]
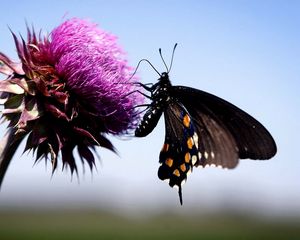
[
  {"left": 135, "top": 75, "right": 172, "bottom": 137},
  {"left": 135, "top": 107, "right": 163, "bottom": 137}
]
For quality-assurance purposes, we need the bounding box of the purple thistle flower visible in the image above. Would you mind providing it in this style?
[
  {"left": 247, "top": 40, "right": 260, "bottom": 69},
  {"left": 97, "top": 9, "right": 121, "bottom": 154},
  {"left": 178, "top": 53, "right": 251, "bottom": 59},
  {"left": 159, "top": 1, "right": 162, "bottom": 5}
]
[
  {"left": 0, "top": 18, "right": 144, "bottom": 187},
  {"left": 48, "top": 18, "right": 142, "bottom": 133}
]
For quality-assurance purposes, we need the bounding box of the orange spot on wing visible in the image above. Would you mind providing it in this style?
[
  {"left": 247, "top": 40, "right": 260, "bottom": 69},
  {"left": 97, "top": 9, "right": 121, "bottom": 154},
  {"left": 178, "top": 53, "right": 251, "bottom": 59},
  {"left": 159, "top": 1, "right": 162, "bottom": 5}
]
[
  {"left": 165, "top": 158, "right": 173, "bottom": 167},
  {"left": 187, "top": 137, "right": 194, "bottom": 149},
  {"left": 180, "top": 164, "right": 187, "bottom": 172},
  {"left": 185, "top": 152, "right": 191, "bottom": 163},
  {"left": 173, "top": 169, "right": 180, "bottom": 177},
  {"left": 183, "top": 114, "right": 190, "bottom": 128},
  {"left": 161, "top": 143, "right": 169, "bottom": 152}
]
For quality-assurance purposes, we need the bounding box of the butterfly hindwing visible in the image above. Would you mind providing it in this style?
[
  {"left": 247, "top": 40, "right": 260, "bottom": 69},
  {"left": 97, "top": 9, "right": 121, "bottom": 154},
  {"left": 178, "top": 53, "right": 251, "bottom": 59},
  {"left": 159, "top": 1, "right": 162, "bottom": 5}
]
[
  {"left": 158, "top": 99, "right": 240, "bottom": 204},
  {"left": 158, "top": 101, "right": 199, "bottom": 204}
]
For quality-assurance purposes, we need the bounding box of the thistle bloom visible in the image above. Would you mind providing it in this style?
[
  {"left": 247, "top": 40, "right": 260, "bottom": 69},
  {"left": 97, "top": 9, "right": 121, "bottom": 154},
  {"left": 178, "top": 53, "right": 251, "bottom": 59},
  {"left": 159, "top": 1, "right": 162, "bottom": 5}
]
[{"left": 0, "top": 18, "right": 143, "bottom": 187}]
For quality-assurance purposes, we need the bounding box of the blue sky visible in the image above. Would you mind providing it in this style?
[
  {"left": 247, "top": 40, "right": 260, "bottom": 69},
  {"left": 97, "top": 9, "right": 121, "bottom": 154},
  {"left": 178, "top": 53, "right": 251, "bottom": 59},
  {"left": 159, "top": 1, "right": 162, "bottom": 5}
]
[{"left": 0, "top": 0, "right": 299, "bottom": 216}]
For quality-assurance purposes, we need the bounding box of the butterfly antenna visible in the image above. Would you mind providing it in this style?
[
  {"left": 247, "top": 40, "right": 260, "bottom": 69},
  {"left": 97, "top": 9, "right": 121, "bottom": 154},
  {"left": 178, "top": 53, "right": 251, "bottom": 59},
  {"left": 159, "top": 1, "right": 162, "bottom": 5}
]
[
  {"left": 159, "top": 48, "right": 169, "bottom": 72},
  {"left": 130, "top": 59, "right": 161, "bottom": 81},
  {"left": 179, "top": 186, "right": 183, "bottom": 205},
  {"left": 168, "top": 43, "right": 178, "bottom": 73}
]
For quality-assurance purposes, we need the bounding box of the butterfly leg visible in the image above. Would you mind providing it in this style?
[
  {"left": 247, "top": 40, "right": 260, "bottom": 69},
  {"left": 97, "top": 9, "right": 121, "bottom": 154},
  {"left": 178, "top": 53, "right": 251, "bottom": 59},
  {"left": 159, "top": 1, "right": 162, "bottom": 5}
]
[
  {"left": 132, "top": 82, "right": 153, "bottom": 87},
  {"left": 131, "top": 82, "right": 160, "bottom": 92},
  {"left": 122, "top": 90, "right": 152, "bottom": 99},
  {"left": 132, "top": 104, "right": 151, "bottom": 109}
]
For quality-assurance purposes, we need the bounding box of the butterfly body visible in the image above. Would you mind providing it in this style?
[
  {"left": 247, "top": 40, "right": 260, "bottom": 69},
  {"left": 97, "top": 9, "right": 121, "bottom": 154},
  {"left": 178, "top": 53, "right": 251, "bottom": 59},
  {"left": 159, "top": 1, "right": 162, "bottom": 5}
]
[
  {"left": 135, "top": 71, "right": 276, "bottom": 205},
  {"left": 135, "top": 72, "right": 172, "bottom": 137}
]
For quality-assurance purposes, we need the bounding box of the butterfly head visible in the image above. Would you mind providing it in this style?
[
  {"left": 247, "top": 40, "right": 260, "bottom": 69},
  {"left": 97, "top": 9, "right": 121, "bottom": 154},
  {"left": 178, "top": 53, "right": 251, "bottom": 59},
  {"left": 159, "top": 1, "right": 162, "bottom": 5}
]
[
  {"left": 157, "top": 72, "right": 171, "bottom": 85},
  {"left": 160, "top": 72, "right": 168, "bottom": 79}
]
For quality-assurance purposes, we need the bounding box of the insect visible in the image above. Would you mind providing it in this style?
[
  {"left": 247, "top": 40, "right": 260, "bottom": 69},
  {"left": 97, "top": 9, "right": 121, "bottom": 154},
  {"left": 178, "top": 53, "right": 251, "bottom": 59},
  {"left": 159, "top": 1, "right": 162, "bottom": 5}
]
[{"left": 134, "top": 44, "right": 277, "bottom": 205}]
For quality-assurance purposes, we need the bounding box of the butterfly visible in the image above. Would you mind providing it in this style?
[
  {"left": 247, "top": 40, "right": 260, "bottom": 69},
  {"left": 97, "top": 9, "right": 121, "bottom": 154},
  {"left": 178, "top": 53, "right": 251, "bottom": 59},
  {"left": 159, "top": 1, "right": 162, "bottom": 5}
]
[{"left": 134, "top": 44, "right": 277, "bottom": 205}]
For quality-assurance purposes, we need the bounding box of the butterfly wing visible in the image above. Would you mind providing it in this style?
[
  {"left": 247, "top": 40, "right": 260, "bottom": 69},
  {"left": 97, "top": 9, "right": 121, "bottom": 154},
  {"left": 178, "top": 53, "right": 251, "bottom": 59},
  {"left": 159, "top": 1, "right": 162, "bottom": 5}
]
[
  {"left": 158, "top": 99, "right": 239, "bottom": 204},
  {"left": 158, "top": 86, "right": 276, "bottom": 204},
  {"left": 172, "top": 86, "right": 277, "bottom": 160},
  {"left": 158, "top": 101, "right": 197, "bottom": 204}
]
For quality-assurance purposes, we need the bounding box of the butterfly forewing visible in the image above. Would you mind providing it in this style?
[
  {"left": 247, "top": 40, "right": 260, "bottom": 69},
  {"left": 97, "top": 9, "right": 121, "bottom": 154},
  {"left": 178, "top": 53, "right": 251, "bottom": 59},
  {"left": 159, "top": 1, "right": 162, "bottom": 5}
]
[
  {"left": 172, "top": 86, "right": 277, "bottom": 160},
  {"left": 190, "top": 110, "right": 239, "bottom": 169}
]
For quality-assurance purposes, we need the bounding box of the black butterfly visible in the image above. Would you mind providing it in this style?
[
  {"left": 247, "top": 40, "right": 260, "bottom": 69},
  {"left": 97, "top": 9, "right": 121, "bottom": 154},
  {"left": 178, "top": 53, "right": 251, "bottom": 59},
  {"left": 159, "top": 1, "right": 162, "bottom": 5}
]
[{"left": 134, "top": 44, "right": 277, "bottom": 205}]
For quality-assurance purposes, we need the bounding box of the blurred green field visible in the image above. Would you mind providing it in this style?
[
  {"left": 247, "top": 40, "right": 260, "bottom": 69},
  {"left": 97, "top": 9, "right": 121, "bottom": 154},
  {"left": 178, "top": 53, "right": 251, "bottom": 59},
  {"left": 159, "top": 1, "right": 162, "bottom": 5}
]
[{"left": 0, "top": 210, "right": 299, "bottom": 240}]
